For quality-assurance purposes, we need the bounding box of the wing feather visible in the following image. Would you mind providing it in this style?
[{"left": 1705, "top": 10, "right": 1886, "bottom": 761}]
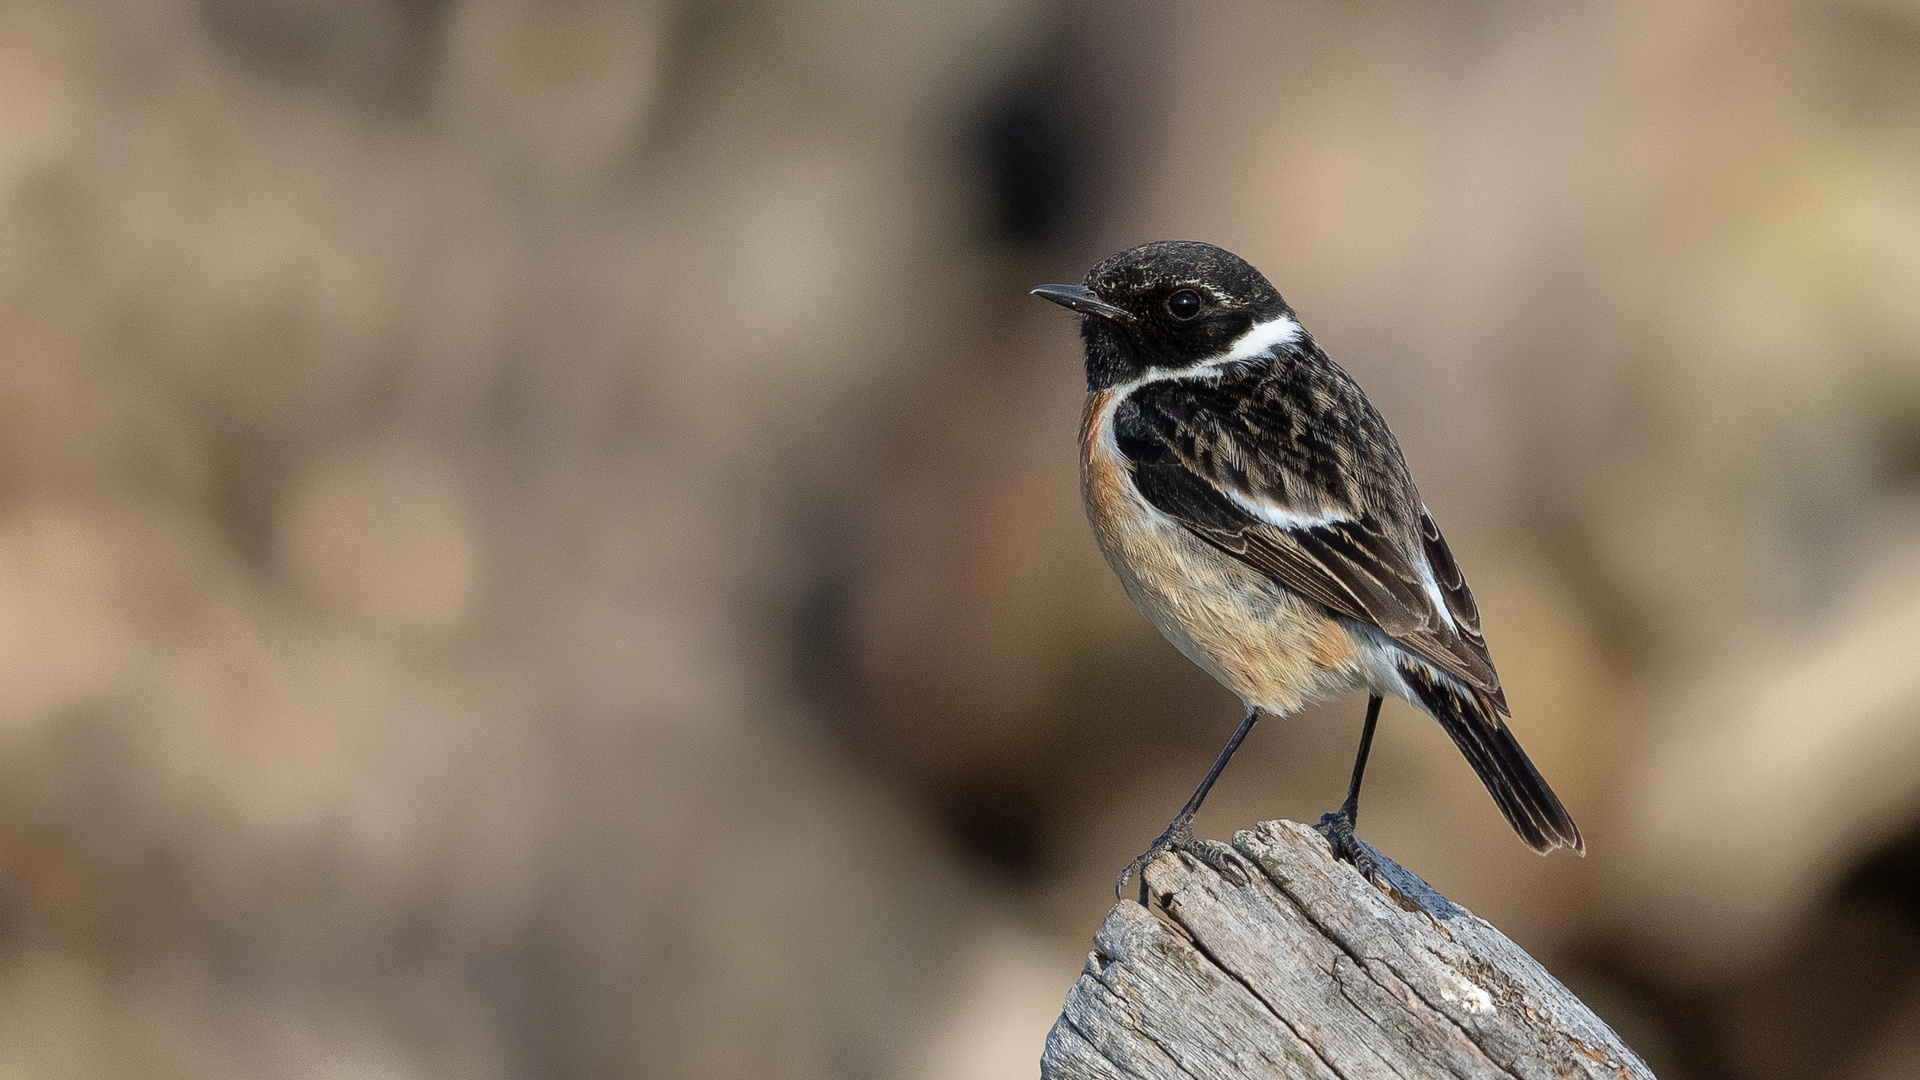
[{"left": 1117, "top": 376, "right": 1506, "bottom": 711}]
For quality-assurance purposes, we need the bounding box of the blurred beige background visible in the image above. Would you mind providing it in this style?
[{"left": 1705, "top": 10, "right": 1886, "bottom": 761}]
[{"left": 0, "top": 0, "right": 1916, "bottom": 1077}]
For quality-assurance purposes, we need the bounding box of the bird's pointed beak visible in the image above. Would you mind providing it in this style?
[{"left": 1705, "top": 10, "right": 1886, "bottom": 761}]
[{"left": 1030, "top": 283, "right": 1132, "bottom": 322}]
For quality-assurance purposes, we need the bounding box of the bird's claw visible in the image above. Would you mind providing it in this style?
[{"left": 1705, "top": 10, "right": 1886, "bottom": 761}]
[
  {"left": 1117, "top": 819, "right": 1250, "bottom": 904},
  {"left": 1315, "top": 808, "right": 1381, "bottom": 884}
]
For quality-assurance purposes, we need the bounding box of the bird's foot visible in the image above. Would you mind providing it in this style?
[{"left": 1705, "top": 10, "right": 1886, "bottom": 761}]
[
  {"left": 1117, "top": 817, "right": 1249, "bottom": 905},
  {"left": 1315, "top": 807, "right": 1381, "bottom": 884}
]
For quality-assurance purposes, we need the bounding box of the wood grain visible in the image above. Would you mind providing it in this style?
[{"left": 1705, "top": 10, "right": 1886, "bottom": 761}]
[{"left": 1042, "top": 820, "right": 1654, "bottom": 1079}]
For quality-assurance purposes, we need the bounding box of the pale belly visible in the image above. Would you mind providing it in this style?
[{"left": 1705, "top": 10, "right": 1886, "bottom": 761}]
[
  {"left": 1080, "top": 393, "right": 1369, "bottom": 715},
  {"left": 1095, "top": 502, "right": 1367, "bottom": 714}
]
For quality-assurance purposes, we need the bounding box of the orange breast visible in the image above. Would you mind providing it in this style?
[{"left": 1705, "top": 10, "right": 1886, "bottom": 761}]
[
  {"left": 1079, "top": 391, "right": 1128, "bottom": 532},
  {"left": 1077, "top": 389, "right": 1363, "bottom": 715}
]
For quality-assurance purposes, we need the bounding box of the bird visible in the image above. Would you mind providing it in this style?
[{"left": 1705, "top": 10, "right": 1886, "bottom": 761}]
[{"left": 1031, "top": 240, "right": 1582, "bottom": 903}]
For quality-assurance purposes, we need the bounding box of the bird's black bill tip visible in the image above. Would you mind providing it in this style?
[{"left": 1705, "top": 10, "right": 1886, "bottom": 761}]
[{"left": 1030, "top": 283, "right": 1132, "bottom": 322}]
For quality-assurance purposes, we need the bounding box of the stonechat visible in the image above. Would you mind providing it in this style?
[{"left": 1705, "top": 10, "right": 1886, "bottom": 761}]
[{"left": 1034, "top": 241, "right": 1582, "bottom": 902}]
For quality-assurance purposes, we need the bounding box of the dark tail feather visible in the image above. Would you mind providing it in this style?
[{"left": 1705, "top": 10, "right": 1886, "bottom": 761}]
[{"left": 1401, "top": 664, "right": 1584, "bottom": 855}]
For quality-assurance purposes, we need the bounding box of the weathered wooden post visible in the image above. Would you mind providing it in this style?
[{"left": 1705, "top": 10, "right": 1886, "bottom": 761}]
[{"left": 1042, "top": 819, "right": 1654, "bottom": 1079}]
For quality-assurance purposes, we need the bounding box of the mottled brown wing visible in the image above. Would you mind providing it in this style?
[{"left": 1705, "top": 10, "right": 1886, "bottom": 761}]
[{"left": 1115, "top": 379, "right": 1505, "bottom": 712}]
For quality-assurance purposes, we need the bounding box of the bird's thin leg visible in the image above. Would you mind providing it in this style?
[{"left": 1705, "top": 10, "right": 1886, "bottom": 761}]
[
  {"left": 1340, "top": 693, "right": 1382, "bottom": 822},
  {"left": 1117, "top": 706, "right": 1259, "bottom": 904},
  {"left": 1318, "top": 695, "right": 1383, "bottom": 881}
]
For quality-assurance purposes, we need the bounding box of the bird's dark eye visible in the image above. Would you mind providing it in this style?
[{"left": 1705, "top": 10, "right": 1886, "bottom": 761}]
[{"left": 1166, "top": 289, "right": 1203, "bottom": 321}]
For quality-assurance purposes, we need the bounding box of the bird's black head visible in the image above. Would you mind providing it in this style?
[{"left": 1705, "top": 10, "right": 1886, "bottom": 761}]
[{"left": 1032, "top": 240, "right": 1295, "bottom": 391}]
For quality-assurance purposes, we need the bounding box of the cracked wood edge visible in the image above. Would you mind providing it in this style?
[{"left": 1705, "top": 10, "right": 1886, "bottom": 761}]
[{"left": 1040, "top": 820, "right": 1655, "bottom": 1080}]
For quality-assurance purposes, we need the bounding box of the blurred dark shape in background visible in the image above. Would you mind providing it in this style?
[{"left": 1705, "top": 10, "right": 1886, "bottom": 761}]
[{"left": 0, "top": 1, "right": 1917, "bottom": 1078}]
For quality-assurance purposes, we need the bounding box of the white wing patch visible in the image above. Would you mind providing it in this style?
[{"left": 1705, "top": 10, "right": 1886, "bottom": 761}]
[
  {"left": 1229, "top": 492, "right": 1461, "bottom": 636},
  {"left": 1222, "top": 490, "right": 1350, "bottom": 532}
]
